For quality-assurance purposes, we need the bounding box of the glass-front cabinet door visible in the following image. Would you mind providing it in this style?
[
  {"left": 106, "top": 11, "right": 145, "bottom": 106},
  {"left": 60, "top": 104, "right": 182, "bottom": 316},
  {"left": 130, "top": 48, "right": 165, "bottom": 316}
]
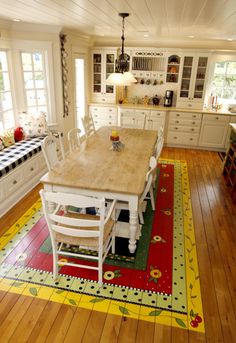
[
  {"left": 91, "top": 50, "right": 116, "bottom": 103},
  {"left": 193, "top": 57, "right": 208, "bottom": 100},
  {"left": 177, "top": 54, "right": 209, "bottom": 109},
  {"left": 180, "top": 56, "right": 194, "bottom": 98}
]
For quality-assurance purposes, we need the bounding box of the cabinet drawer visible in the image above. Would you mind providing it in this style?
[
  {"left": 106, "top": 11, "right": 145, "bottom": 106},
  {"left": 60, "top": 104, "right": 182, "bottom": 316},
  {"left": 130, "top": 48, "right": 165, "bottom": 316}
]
[
  {"left": 167, "top": 132, "right": 199, "bottom": 145},
  {"left": 120, "top": 109, "right": 134, "bottom": 116},
  {"left": 169, "top": 125, "right": 200, "bottom": 133},
  {"left": 4, "top": 168, "right": 24, "bottom": 195},
  {"left": 169, "top": 118, "right": 201, "bottom": 127},
  {"left": 150, "top": 110, "right": 165, "bottom": 119},
  {"left": 24, "top": 158, "right": 39, "bottom": 177},
  {"left": 170, "top": 111, "right": 202, "bottom": 120},
  {"left": 202, "top": 114, "right": 230, "bottom": 123},
  {"left": 135, "top": 110, "right": 150, "bottom": 116}
]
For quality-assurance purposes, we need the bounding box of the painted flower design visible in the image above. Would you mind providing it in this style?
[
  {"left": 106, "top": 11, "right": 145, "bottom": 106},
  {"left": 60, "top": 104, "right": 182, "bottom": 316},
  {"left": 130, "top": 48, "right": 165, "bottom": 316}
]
[
  {"left": 16, "top": 253, "right": 27, "bottom": 262},
  {"left": 58, "top": 258, "right": 68, "bottom": 265},
  {"left": 163, "top": 173, "right": 170, "bottom": 177},
  {"left": 104, "top": 269, "right": 121, "bottom": 280},
  {"left": 161, "top": 164, "right": 167, "bottom": 168},
  {"left": 148, "top": 265, "right": 162, "bottom": 283},
  {"left": 160, "top": 187, "right": 167, "bottom": 192},
  {"left": 161, "top": 208, "right": 172, "bottom": 216},
  {"left": 151, "top": 235, "right": 166, "bottom": 244}
]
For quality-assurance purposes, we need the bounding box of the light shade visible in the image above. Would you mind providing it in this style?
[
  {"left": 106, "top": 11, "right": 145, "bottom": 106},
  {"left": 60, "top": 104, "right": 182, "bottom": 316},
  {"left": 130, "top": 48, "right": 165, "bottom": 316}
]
[
  {"left": 123, "top": 72, "right": 137, "bottom": 83},
  {"left": 106, "top": 72, "right": 132, "bottom": 86}
]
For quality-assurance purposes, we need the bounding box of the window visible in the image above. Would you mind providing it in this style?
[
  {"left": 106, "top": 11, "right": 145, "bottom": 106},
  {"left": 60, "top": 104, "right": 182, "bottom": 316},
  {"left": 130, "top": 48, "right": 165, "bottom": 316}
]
[
  {"left": 210, "top": 61, "right": 236, "bottom": 105},
  {"left": 0, "top": 51, "right": 15, "bottom": 134},
  {"left": 21, "top": 52, "right": 48, "bottom": 115}
]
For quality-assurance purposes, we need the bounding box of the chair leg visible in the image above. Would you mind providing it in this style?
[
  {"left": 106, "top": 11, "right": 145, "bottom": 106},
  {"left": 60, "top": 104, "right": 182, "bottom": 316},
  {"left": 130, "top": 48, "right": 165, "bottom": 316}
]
[
  {"left": 53, "top": 253, "right": 58, "bottom": 280},
  {"left": 139, "top": 209, "right": 144, "bottom": 224},
  {"left": 150, "top": 186, "right": 155, "bottom": 211},
  {"left": 98, "top": 255, "right": 103, "bottom": 287},
  {"left": 111, "top": 230, "right": 115, "bottom": 254}
]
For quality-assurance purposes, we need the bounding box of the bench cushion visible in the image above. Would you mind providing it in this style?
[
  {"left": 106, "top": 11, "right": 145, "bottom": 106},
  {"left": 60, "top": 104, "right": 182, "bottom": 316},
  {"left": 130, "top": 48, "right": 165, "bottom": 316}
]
[{"left": 0, "top": 136, "right": 45, "bottom": 178}]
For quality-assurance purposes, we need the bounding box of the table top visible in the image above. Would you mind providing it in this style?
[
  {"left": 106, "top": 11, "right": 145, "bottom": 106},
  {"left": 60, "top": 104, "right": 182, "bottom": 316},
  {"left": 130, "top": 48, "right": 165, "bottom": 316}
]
[{"left": 40, "top": 126, "right": 158, "bottom": 196}]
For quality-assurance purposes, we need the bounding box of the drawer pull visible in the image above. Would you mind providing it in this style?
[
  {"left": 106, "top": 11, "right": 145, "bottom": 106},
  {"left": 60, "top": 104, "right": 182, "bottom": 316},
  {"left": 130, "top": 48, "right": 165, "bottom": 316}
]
[
  {"left": 189, "top": 138, "right": 193, "bottom": 141},
  {"left": 175, "top": 127, "right": 178, "bottom": 130},
  {"left": 174, "top": 137, "right": 177, "bottom": 139},
  {"left": 13, "top": 180, "right": 17, "bottom": 185},
  {"left": 176, "top": 114, "right": 180, "bottom": 117},
  {"left": 193, "top": 115, "right": 196, "bottom": 118},
  {"left": 175, "top": 120, "right": 179, "bottom": 124},
  {"left": 30, "top": 167, "right": 34, "bottom": 171},
  {"left": 191, "top": 128, "right": 195, "bottom": 131},
  {"left": 215, "top": 117, "right": 219, "bottom": 120},
  {"left": 192, "top": 121, "right": 196, "bottom": 124}
]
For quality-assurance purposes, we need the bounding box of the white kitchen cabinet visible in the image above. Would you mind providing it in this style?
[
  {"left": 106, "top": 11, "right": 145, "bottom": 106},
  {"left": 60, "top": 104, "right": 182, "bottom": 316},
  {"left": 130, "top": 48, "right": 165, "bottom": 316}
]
[
  {"left": 167, "top": 111, "right": 202, "bottom": 146},
  {"left": 0, "top": 152, "right": 47, "bottom": 217},
  {"left": 177, "top": 54, "right": 210, "bottom": 109},
  {"left": 89, "top": 105, "right": 118, "bottom": 129},
  {"left": 91, "top": 49, "right": 116, "bottom": 103},
  {"left": 145, "top": 110, "right": 166, "bottom": 131},
  {"left": 119, "top": 108, "right": 147, "bottom": 129},
  {"left": 198, "top": 114, "right": 230, "bottom": 149}
]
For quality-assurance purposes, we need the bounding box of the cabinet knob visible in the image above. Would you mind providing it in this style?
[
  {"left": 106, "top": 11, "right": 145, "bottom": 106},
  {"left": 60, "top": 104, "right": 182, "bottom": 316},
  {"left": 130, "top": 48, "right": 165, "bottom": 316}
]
[
  {"left": 192, "top": 121, "right": 196, "bottom": 124},
  {"left": 191, "top": 128, "right": 195, "bottom": 131},
  {"left": 176, "top": 114, "right": 180, "bottom": 117},
  {"left": 193, "top": 115, "right": 196, "bottom": 118},
  {"left": 175, "top": 127, "right": 178, "bottom": 130},
  {"left": 13, "top": 180, "right": 17, "bottom": 185},
  {"left": 189, "top": 138, "right": 193, "bottom": 141},
  {"left": 176, "top": 120, "right": 179, "bottom": 123},
  {"left": 30, "top": 167, "right": 34, "bottom": 172},
  {"left": 215, "top": 117, "right": 219, "bottom": 120}
]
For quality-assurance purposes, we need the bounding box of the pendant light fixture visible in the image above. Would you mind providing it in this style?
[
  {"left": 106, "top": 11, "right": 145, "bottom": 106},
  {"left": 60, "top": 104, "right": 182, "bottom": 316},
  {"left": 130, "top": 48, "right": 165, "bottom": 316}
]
[{"left": 106, "top": 13, "right": 137, "bottom": 86}]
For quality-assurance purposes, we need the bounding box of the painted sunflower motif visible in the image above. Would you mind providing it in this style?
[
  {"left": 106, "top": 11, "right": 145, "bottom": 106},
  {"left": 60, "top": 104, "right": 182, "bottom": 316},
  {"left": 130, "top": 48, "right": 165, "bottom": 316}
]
[
  {"left": 161, "top": 208, "right": 172, "bottom": 216},
  {"left": 163, "top": 173, "right": 170, "bottom": 177},
  {"left": 160, "top": 187, "right": 167, "bottom": 192},
  {"left": 104, "top": 269, "right": 121, "bottom": 280},
  {"left": 148, "top": 265, "right": 162, "bottom": 283},
  {"left": 151, "top": 235, "right": 166, "bottom": 244}
]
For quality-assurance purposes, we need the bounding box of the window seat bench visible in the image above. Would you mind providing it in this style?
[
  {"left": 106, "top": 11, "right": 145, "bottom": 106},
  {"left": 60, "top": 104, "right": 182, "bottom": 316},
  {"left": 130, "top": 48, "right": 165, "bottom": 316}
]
[{"left": 0, "top": 136, "right": 47, "bottom": 217}]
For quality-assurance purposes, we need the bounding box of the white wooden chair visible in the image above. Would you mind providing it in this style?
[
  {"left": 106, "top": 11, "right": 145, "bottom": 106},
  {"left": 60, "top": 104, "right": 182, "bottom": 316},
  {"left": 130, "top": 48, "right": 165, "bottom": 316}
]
[
  {"left": 67, "top": 128, "right": 81, "bottom": 153},
  {"left": 82, "top": 116, "right": 96, "bottom": 138},
  {"left": 40, "top": 190, "right": 117, "bottom": 286},
  {"left": 116, "top": 155, "right": 157, "bottom": 225},
  {"left": 153, "top": 126, "right": 164, "bottom": 187},
  {"left": 41, "top": 133, "right": 65, "bottom": 171}
]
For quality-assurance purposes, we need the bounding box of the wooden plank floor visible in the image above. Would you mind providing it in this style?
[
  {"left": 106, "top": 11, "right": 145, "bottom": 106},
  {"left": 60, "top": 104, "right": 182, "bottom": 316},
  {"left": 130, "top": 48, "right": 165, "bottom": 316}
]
[{"left": 0, "top": 147, "right": 236, "bottom": 343}]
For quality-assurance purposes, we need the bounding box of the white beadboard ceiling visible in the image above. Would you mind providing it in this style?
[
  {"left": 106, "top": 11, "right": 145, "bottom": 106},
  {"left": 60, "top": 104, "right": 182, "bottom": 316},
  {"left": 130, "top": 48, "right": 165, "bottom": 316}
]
[{"left": 0, "top": 0, "right": 236, "bottom": 49}]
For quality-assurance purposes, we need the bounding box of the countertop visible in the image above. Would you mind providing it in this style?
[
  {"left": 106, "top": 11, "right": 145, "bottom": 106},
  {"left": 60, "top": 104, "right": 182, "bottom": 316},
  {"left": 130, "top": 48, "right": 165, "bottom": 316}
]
[{"left": 89, "top": 102, "right": 236, "bottom": 116}]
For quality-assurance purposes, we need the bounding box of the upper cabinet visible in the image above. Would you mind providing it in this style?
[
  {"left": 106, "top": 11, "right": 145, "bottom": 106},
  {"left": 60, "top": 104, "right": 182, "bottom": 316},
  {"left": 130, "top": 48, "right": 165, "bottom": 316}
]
[
  {"left": 91, "top": 49, "right": 116, "bottom": 103},
  {"left": 177, "top": 53, "right": 210, "bottom": 109},
  {"left": 166, "top": 54, "right": 181, "bottom": 83}
]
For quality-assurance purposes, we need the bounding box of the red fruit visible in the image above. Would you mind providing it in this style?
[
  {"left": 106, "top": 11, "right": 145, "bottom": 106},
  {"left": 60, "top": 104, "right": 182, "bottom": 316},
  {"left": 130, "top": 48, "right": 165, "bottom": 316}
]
[
  {"left": 195, "top": 315, "right": 202, "bottom": 323},
  {"left": 190, "top": 320, "right": 198, "bottom": 328}
]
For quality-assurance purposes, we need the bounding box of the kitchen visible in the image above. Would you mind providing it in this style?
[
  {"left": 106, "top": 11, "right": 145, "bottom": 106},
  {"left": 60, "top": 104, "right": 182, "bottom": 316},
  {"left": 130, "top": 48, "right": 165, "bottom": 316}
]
[{"left": 0, "top": 1, "right": 236, "bottom": 342}]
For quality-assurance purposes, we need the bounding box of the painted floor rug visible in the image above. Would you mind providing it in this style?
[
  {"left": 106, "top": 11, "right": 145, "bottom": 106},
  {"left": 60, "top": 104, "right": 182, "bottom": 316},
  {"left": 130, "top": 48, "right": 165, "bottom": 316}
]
[{"left": 0, "top": 159, "right": 204, "bottom": 332}]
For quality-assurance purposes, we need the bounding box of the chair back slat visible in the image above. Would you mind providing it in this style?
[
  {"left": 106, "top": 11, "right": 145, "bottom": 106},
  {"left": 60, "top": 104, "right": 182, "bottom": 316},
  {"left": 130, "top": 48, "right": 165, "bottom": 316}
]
[
  {"left": 82, "top": 116, "right": 95, "bottom": 138},
  {"left": 68, "top": 128, "right": 81, "bottom": 153},
  {"left": 42, "top": 133, "right": 65, "bottom": 171}
]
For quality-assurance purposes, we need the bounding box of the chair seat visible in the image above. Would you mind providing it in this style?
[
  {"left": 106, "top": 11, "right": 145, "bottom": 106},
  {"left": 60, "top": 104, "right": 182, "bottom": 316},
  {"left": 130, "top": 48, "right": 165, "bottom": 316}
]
[{"left": 55, "top": 212, "right": 114, "bottom": 247}]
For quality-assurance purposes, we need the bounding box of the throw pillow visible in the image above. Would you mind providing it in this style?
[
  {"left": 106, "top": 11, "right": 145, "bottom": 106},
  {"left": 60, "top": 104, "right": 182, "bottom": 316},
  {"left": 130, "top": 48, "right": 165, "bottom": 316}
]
[
  {"left": 14, "top": 127, "right": 24, "bottom": 142},
  {"left": 18, "top": 112, "right": 48, "bottom": 137},
  {"left": 2, "top": 129, "right": 15, "bottom": 147}
]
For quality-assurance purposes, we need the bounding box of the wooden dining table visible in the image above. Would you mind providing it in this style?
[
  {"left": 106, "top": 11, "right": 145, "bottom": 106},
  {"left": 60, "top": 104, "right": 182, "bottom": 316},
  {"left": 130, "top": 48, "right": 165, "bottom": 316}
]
[{"left": 40, "top": 126, "right": 158, "bottom": 253}]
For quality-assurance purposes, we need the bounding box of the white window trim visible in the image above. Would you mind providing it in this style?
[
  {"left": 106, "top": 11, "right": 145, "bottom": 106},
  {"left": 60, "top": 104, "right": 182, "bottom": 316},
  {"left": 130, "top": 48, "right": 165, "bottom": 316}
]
[{"left": 11, "top": 39, "right": 57, "bottom": 124}]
